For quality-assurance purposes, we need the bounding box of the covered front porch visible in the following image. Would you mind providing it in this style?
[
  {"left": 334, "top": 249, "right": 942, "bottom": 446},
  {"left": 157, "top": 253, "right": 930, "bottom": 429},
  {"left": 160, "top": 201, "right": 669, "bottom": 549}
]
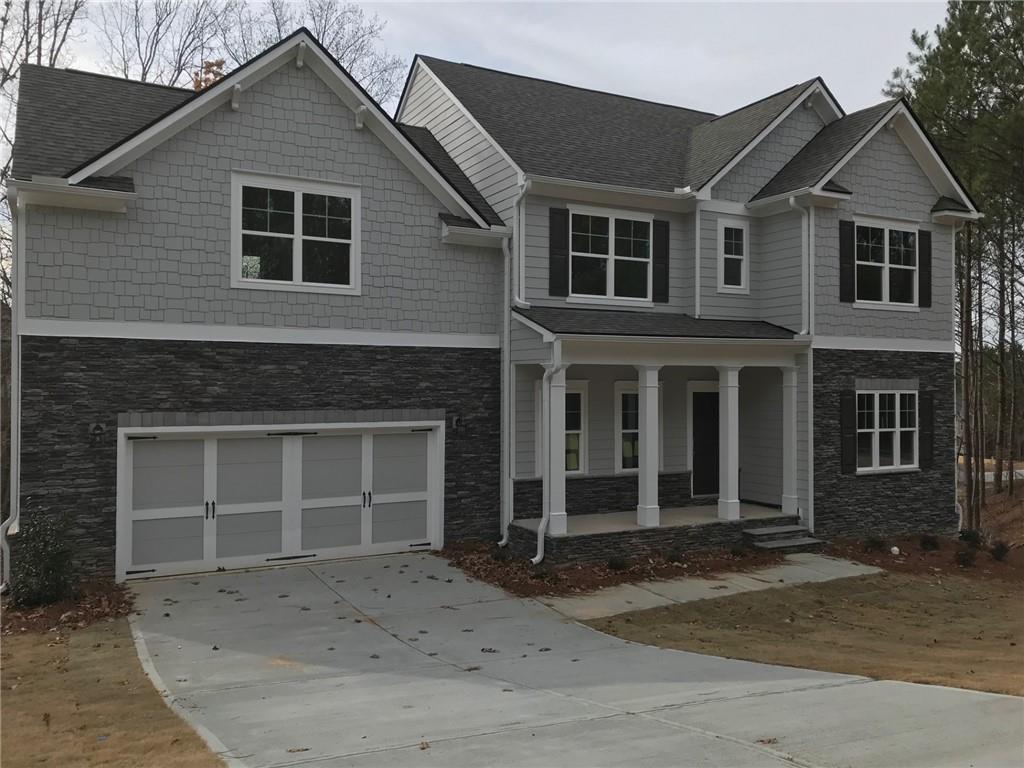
[{"left": 509, "top": 307, "right": 811, "bottom": 552}]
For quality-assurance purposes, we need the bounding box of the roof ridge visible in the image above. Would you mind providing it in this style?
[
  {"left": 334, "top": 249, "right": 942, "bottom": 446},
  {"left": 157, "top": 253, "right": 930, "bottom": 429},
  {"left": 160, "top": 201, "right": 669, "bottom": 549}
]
[
  {"left": 704, "top": 78, "right": 819, "bottom": 124},
  {"left": 23, "top": 63, "right": 194, "bottom": 94},
  {"left": 417, "top": 55, "right": 717, "bottom": 118}
]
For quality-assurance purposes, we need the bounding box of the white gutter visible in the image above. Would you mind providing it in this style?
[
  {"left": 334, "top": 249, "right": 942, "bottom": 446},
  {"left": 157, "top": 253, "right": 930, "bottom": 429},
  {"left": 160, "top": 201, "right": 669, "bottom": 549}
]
[
  {"left": 789, "top": 196, "right": 809, "bottom": 335},
  {"left": 497, "top": 233, "right": 513, "bottom": 547},
  {"left": 512, "top": 179, "right": 531, "bottom": 307},
  {"left": 527, "top": 174, "right": 697, "bottom": 201}
]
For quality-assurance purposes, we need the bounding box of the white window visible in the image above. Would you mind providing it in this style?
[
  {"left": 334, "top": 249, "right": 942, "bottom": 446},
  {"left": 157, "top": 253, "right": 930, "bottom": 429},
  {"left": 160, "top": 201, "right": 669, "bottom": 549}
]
[
  {"left": 855, "top": 220, "right": 917, "bottom": 305},
  {"left": 231, "top": 172, "right": 361, "bottom": 295},
  {"left": 534, "top": 381, "right": 589, "bottom": 475},
  {"left": 856, "top": 390, "right": 918, "bottom": 471},
  {"left": 569, "top": 207, "right": 653, "bottom": 302},
  {"left": 614, "top": 382, "right": 664, "bottom": 473},
  {"left": 717, "top": 218, "right": 749, "bottom": 293}
]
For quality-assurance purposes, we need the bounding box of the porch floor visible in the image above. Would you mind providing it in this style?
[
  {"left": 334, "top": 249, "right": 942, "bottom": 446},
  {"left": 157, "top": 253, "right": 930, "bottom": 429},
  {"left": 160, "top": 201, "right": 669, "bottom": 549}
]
[{"left": 513, "top": 503, "right": 790, "bottom": 536}]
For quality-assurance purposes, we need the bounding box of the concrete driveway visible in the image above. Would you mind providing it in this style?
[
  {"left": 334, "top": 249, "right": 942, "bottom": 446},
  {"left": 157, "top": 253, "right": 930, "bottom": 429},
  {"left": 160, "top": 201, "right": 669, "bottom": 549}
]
[{"left": 131, "top": 554, "right": 1023, "bottom": 768}]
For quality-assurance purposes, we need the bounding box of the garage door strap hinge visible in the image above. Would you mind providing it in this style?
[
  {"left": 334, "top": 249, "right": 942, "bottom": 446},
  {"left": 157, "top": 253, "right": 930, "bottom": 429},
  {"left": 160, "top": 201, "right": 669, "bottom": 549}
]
[
  {"left": 127, "top": 435, "right": 158, "bottom": 441},
  {"left": 409, "top": 542, "right": 430, "bottom": 548},
  {"left": 410, "top": 428, "right": 433, "bottom": 433},
  {"left": 265, "top": 553, "right": 317, "bottom": 562},
  {"left": 126, "top": 568, "right": 157, "bottom": 575}
]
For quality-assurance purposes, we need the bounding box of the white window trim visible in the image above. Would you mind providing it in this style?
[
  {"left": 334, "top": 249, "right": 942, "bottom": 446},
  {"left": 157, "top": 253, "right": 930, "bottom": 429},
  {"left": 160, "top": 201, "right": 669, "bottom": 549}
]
[
  {"left": 613, "top": 381, "right": 664, "bottom": 475},
  {"left": 230, "top": 171, "right": 362, "bottom": 296},
  {"left": 568, "top": 205, "right": 655, "bottom": 305},
  {"left": 534, "top": 380, "right": 589, "bottom": 476},
  {"left": 717, "top": 217, "right": 750, "bottom": 295},
  {"left": 852, "top": 216, "right": 919, "bottom": 308},
  {"left": 855, "top": 389, "right": 919, "bottom": 474}
]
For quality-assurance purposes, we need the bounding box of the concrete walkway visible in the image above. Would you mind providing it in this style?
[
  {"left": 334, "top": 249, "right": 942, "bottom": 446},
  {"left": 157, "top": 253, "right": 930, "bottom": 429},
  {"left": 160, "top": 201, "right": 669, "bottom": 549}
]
[
  {"left": 540, "top": 553, "right": 882, "bottom": 620},
  {"left": 131, "top": 553, "right": 1023, "bottom": 768}
]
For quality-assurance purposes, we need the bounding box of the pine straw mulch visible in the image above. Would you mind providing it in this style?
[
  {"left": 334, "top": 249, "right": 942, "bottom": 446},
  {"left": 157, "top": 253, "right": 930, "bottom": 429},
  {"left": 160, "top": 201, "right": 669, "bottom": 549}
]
[
  {"left": 442, "top": 542, "right": 784, "bottom": 598},
  {"left": 1, "top": 581, "right": 136, "bottom": 636},
  {"left": 825, "top": 534, "right": 1024, "bottom": 582}
]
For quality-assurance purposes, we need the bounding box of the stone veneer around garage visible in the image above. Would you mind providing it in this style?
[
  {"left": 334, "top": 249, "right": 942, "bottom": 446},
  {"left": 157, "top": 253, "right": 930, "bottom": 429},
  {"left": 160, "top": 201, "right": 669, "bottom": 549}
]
[
  {"left": 512, "top": 471, "right": 699, "bottom": 518},
  {"left": 17, "top": 336, "right": 501, "bottom": 577},
  {"left": 812, "top": 348, "right": 957, "bottom": 538}
]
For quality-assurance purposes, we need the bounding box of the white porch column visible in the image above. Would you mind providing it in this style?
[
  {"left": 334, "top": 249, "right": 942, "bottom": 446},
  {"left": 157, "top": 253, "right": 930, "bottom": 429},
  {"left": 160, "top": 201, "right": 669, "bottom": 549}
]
[
  {"left": 717, "top": 365, "right": 742, "bottom": 520},
  {"left": 781, "top": 366, "right": 799, "bottom": 517},
  {"left": 636, "top": 365, "right": 662, "bottom": 527},
  {"left": 545, "top": 364, "right": 568, "bottom": 536}
]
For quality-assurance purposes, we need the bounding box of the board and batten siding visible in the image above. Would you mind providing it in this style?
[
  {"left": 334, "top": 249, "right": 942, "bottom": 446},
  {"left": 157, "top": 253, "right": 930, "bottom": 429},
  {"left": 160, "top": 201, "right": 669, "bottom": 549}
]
[
  {"left": 22, "top": 63, "right": 502, "bottom": 336},
  {"left": 399, "top": 65, "right": 520, "bottom": 225},
  {"left": 523, "top": 195, "right": 695, "bottom": 312},
  {"left": 712, "top": 104, "right": 827, "bottom": 204},
  {"left": 813, "top": 127, "right": 952, "bottom": 341}
]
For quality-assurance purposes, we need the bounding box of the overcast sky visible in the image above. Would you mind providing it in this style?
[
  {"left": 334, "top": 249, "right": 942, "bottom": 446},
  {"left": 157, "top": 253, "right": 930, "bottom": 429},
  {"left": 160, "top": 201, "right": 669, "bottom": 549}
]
[
  {"left": 69, "top": 2, "right": 948, "bottom": 115},
  {"left": 365, "top": 1, "right": 947, "bottom": 114}
]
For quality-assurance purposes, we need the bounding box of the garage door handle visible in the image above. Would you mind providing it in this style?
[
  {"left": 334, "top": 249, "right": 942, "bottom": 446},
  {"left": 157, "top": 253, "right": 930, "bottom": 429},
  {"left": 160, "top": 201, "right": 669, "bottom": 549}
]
[
  {"left": 205, "top": 501, "right": 209, "bottom": 520},
  {"left": 212, "top": 501, "right": 216, "bottom": 519},
  {"left": 368, "top": 491, "right": 372, "bottom": 507},
  {"left": 362, "top": 492, "right": 366, "bottom": 508}
]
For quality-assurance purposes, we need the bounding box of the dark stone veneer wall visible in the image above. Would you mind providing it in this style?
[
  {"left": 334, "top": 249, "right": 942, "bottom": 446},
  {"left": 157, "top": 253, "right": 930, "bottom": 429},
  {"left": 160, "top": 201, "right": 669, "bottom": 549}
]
[
  {"left": 812, "top": 348, "right": 956, "bottom": 538},
  {"left": 18, "top": 336, "right": 500, "bottom": 577},
  {"left": 512, "top": 472, "right": 698, "bottom": 518}
]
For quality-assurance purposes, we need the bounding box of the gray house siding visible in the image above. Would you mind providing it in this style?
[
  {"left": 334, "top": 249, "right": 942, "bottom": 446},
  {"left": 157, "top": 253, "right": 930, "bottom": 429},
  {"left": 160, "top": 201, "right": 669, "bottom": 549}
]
[
  {"left": 510, "top": 318, "right": 550, "bottom": 363},
  {"left": 738, "top": 366, "right": 783, "bottom": 505},
  {"left": 813, "top": 127, "right": 952, "bottom": 341},
  {"left": 524, "top": 195, "right": 694, "bottom": 312},
  {"left": 713, "top": 105, "right": 825, "bottom": 203},
  {"left": 22, "top": 63, "right": 502, "bottom": 335},
  {"left": 399, "top": 65, "right": 520, "bottom": 224}
]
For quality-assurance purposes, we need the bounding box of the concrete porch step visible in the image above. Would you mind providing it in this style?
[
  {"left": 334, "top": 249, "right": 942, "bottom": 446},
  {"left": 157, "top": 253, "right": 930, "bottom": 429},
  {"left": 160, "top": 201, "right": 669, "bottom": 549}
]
[
  {"left": 752, "top": 536, "right": 827, "bottom": 553},
  {"left": 743, "top": 524, "right": 808, "bottom": 540}
]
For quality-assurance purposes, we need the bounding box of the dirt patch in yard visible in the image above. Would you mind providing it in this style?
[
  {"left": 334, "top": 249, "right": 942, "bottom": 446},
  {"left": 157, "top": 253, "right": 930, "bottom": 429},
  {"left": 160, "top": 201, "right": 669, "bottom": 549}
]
[
  {"left": 588, "top": 572, "right": 1024, "bottom": 696},
  {"left": 442, "top": 543, "right": 783, "bottom": 597},
  {"left": 1, "top": 617, "right": 224, "bottom": 768},
  {"left": 825, "top": 534, "right": 1024, "bottom": 580},
  {"left": 982, "top": 491, "right": 1024, "bottom": 548}
]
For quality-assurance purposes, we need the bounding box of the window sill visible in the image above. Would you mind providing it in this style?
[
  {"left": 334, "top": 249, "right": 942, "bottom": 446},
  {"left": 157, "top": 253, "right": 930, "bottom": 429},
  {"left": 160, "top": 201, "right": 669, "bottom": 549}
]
[
  {"left": 852, "top": 301, "right": 919, "bottom": 313},
  {"left": 231, "top": 277, "right": 361, "bottom": 297},
  {"left": 855, "top": 466, "right": 921, "bottom": 477},
  {"left": 566, "top": 295, "right": 654, "bottom": 308},
  {"left": 717, "top": 285, "right": 750, "bottom": 296}
]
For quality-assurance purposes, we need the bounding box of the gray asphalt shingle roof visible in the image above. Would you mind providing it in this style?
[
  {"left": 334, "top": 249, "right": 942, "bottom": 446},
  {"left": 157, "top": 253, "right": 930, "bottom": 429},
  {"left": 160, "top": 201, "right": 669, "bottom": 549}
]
[
  {"left": 932, "top": 195, "right": 971, "bottom": 213},
  {"left": 417, "top": 56, "right": 821, "bottom": 194},
  {"left": 516, "top": 306, "right": 797, "bottom": 340},
  {"left": 751, "top": 99, "right": 898, "bottom": 201}
]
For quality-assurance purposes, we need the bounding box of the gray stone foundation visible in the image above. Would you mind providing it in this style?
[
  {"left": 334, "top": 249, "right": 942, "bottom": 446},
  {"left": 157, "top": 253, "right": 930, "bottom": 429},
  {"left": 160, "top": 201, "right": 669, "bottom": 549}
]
[{"left": 512, "top": 471, "right": 698, "bottom": 519}]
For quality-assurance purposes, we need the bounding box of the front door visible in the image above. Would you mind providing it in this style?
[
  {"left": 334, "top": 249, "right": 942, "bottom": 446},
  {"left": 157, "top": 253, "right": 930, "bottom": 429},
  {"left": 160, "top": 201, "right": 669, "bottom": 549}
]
[{"left": 691, "top": 391, "right": 719, "bottom": 496}]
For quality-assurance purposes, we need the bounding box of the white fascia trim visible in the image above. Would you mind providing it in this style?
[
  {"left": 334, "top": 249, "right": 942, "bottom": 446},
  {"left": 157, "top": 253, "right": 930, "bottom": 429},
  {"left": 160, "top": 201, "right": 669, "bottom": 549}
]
[
  {"left": 19, "top": 317, "right": 499, "bottom": 349},
  {"left": 527, "top": 174, "right": 695, "bottom": 201},
  {"left": 68, "top": 33, "right": 488, "bottom": 229},
  {"left": 8, "top": 179, "right": 135, "bottom": 212},
  {"left": 701, "top": 81, "right": 839, "bottom": 195},
  {"left": 812, "top": 335, "right": 953, "bottom": 353},
  {"left": 510, "top": 312, "right": 556, "bottom": 343},
  {"left": 409, "top": 60, "right": 526, "bottom": 184},
  {"left": 745, "top": 187, "right": 851, "bottom": 209},
  {"left": 441, "top": 222, "right": 511, "bottom": 248},
  {"left": 557, "top": 333, "right": 809, "bottom": 347}
]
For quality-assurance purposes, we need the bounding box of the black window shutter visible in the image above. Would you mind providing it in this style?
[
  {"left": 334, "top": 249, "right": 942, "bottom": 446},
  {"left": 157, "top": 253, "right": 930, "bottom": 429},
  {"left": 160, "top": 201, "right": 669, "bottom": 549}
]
[
  {"left": 549, "top": 208, "right": 570, "bottom": 297},
  {"left": 919, "top": 391, "right": 934, "bottom": 469},
  {"left": 652, "top": 219, "right": 669, "bottom": 303},
  {"left": 839, "top": 219, "right": 855, "bottom": 303},
  {"left": 918, "top": 230, "right": 932, "bottom": 308},
  {"left": 840, "top": 389, "right": 857, "bottom": 474}
]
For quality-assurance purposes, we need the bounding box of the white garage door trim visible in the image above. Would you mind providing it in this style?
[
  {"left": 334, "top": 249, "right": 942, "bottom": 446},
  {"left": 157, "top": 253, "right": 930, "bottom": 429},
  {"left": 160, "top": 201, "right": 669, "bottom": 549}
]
[{"left": 115, "top": 419, "right": 445, "bottom": 581}]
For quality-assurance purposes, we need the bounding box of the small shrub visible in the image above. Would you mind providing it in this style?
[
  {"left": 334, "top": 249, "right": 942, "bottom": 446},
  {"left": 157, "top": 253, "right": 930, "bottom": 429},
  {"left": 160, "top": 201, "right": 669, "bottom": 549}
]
[
  {"left": 959, "top": 529, "right": 984, "bottom": 549},
  {"left": 990, "top": 541, "right": 1011, "bottom": 562},
  {"left": 863, "top": 536, "right": 886, "bottom": 553},
  {"left": 606, "top": 556, "right": 631, "bottom": 572},
  {"left": 529, "top": 564, "right": 553, "bottom": 581},
  {"left": 491, "top": 548, "right": 510, "bottom": 563},
  {"left": 8, "top": 514, "right": 77, "bottom": 608},
  {"left": 955, "top": 548, "right": 976, "bottom": 568},
  {"left": 729, "top": 544, "right": 749, "bottom": 557},
  {"left": 664, "top": 549, "right": 685, "bottom": 564},
  {"left": 918, "top": 534, "right": 940, "bottom": 551}
]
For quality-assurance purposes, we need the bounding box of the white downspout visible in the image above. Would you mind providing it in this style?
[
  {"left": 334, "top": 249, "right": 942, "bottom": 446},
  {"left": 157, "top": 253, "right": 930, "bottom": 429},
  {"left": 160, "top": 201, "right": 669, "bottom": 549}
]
[
  {"left": 693, "top": 201, "right": 702, "bottom": 317},
  {"left": 497, "top": 233, "right": 513, "bottom": 547},
  {"left": 808, "top": 205, "right": 816, "bottom": 335},
  {"left": 512, "top": 179, "right": 531, "bottom": 308},
  {"left": 2, "top": 197, "right": 23, "bottom": 588},
  {"left": 531, "top": 343, "right": 562, "bottom": 565},
  {"left": 789, "top": 196, "right": 809, "bottom": 335}
]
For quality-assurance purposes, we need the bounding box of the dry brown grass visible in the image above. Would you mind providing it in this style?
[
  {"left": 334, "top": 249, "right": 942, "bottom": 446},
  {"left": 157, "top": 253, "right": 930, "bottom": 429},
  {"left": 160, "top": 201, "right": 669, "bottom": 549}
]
[
  {"left": 588, "top": 572, "right": 1024, "bottom": 696},
  {"left": 1, "top": 618, "right": 223, "bottom": 768}
]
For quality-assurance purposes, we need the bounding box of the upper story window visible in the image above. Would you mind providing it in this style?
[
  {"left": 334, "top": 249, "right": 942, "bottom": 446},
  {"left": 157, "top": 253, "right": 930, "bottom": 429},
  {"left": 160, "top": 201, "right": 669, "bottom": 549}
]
[
  {"left": 717, "top": 218, "right": 749, "bottom": 293},
  {"left": 569, "top": 208, "right": 652, "bottom": 301},
  {"left": 855, "top": 222, "right": 916, "bottom": 305},
  {"left": 231, "top": 172, "right": 361, "bottom": 295},
  {"left": 857, "top": 390, "right": 917, "bottom": 471}
]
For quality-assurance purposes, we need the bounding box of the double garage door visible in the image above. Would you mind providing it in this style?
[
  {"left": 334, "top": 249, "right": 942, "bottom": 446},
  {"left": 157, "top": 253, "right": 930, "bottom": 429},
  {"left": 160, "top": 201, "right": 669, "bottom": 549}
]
[{"left": 117, "top": 424, "right": 442, "bottom": 580}]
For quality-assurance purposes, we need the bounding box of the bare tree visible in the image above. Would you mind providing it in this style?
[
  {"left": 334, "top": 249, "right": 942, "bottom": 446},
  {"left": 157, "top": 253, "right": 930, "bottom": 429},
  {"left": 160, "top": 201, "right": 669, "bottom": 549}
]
[{"left": 0, "top": 0, "right": 87, "bottom": 307}]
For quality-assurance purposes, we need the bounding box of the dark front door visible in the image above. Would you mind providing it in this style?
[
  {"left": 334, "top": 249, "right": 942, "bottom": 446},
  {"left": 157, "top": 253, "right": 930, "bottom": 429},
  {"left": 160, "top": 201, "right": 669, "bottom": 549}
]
[{"left": 692, "top": 391, "right": 719, "bottom": 496}]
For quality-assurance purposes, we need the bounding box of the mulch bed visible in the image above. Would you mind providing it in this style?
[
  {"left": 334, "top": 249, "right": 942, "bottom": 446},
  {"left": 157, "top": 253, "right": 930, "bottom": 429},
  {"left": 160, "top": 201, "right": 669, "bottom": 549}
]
[
  {"left": 1, "top": 582, "right": 136, "bottom": 635},
  {"left": 825, "top": 535, "right": 1024, "bottom": 581},
  {"left": 442, "top": 542, "right": 784, "bottom": 598}
]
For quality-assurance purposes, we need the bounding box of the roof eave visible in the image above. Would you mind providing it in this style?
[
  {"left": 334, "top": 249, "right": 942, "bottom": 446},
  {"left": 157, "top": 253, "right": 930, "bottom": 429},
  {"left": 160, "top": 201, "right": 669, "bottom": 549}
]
[{"left": 7, "top": 177, "right": 135, "bottom": 212}]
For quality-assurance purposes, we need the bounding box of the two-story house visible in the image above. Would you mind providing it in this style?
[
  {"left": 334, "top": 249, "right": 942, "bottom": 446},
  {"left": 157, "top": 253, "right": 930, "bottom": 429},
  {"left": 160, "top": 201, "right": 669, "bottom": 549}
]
[{"left": 3, "top": 29, "right": 978, "bottom": 581}]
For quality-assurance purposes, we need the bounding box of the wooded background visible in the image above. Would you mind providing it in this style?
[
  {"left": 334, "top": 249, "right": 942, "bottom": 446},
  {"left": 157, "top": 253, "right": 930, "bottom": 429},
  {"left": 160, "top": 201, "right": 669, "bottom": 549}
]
[{"left": 0, "top": 0, "right": 1020, "bottom": 531}]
